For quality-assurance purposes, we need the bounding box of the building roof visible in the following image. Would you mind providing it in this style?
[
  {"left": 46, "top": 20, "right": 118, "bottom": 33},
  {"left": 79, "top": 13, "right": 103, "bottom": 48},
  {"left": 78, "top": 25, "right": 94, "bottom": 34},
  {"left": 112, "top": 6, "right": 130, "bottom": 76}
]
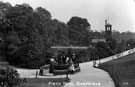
[
  {"left": 50, "top": 46, "right": 88, "bottom": 49},
  {"left": 105, "top": 23, "right": 112, "bottom": 26},
  {"left": 92, "top": 39, "right": 106, "bottom": 43}
]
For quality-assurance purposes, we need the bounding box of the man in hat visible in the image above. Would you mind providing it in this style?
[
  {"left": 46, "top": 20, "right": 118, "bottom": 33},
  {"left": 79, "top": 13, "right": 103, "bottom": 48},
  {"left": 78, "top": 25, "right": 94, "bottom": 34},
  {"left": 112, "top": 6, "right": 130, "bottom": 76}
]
[{"left": 72, "top": 54, "right": 76, "bottom": 63}]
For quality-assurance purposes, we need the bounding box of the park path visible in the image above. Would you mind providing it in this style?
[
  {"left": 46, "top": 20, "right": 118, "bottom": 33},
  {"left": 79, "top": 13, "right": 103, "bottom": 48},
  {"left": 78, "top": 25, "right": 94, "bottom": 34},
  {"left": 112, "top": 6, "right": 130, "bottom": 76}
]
[
  {"left": 63, "top": 48, "right": 135, "bottom": 87},
  {"left": 17, "top": 48, "right": 135, "bottom": 87},
  {"left": 63, "top": 62, "right": 115, "bottom": 87},
  {"left": 64, "top": 49, "right": 135, "bottom": 87},
  {"left": 17, "top": 62, "right": 115, "bottom": 87}
]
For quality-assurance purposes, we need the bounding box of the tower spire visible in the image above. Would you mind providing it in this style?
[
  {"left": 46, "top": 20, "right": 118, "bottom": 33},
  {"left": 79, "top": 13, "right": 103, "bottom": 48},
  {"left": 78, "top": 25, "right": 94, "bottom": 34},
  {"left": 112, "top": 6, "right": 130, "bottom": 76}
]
[
  {"left": 107, "top": 17, "right": 109, "bottom": 24},
  {"left": 105, "top": 19, "right": 107, "bottom": 25}
]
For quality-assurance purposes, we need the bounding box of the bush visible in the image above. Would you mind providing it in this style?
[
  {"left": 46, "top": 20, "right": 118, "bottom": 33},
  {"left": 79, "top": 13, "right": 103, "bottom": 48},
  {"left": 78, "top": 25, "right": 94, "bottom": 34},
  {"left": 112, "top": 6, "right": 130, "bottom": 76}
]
[
  {"left": 77, "top": 50, "right": 90, "bottom": 62},
  {"left": 0, "top": 66, "right": 23, "bottom": 87}
]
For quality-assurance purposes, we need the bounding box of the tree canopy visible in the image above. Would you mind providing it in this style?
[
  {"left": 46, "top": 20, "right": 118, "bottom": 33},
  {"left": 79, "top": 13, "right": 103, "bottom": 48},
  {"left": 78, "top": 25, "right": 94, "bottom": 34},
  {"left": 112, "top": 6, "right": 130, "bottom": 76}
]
[
  {"left": 0, "top": 1, "right": 135, "bottom": 68},
  {"left": 67, "top": 16, "right": 91, "bottom": 46}
]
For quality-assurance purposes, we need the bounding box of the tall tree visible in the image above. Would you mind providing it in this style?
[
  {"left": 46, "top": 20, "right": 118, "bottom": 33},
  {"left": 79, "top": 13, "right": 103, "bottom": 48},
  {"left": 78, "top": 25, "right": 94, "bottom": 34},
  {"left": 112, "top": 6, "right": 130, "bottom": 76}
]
[
  {"left": 67, "top": 16, "right": 91, "bottom": 46},
  {"left": 52, "top": 19, "right": 69, "bottom": 45},
  {"left": 1, "top": 3, "right": 46, "bottom": 68}
]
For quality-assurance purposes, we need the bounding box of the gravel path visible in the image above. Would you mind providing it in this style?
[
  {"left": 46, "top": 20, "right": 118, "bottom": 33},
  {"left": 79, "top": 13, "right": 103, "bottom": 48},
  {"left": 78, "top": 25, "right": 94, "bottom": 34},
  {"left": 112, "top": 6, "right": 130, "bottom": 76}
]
[
  {"left": 63, "top": 62, "right": 115, "bottom": 87},
  {"left": 63, "top": 48, "right": 135, "bottom": 87},
  {"left": 17, "top": 62, "right": 115, "bottom": 87}
]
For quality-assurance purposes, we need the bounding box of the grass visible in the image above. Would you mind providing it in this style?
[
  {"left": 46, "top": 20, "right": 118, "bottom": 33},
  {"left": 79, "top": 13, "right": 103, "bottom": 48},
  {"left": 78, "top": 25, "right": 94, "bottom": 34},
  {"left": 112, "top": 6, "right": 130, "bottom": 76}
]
[
  {"left": 98, "top": 53, "right": 135, "bottom": 87},
  {"left": 14, "top": 77, "right": 70, "bottom": 87}
]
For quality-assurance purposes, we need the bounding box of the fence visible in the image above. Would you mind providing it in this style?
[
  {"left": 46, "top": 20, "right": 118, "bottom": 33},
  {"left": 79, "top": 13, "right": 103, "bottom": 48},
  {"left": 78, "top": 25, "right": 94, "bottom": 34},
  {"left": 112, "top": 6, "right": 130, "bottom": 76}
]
[{"left": 98, "top": 48, "right": 135, "bottom": 64}]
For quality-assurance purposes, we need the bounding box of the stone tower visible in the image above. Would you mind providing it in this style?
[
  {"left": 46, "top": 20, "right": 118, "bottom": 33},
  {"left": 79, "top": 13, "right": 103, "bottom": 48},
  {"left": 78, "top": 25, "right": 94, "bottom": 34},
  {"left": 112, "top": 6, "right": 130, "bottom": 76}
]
[{"left": 105, "top": 20, "right": 112, "bottom": 38}]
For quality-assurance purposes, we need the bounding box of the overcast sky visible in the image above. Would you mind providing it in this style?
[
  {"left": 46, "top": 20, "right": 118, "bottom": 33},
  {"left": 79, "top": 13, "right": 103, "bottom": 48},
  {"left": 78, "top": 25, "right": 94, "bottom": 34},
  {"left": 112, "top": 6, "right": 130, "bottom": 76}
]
[{"left": 2, "top": 0, "right": 135, "bottom": 32}]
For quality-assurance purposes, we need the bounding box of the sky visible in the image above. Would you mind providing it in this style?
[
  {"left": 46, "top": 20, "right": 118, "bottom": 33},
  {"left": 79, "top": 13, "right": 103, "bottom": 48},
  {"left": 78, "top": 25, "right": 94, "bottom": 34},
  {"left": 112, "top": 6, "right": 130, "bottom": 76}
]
[{"left": 2, "top": 0, "right": 135, "bottom": 32}]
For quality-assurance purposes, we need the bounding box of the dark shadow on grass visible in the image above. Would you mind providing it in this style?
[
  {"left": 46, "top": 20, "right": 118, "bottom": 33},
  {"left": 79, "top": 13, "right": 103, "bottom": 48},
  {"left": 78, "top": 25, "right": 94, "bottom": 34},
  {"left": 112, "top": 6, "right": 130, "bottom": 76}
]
[
  {"left": 97, "top": 53, "right": 135, "bottom": 87},
  {"left": 15, "top": 77, "right": 71, "bottom": 87}
]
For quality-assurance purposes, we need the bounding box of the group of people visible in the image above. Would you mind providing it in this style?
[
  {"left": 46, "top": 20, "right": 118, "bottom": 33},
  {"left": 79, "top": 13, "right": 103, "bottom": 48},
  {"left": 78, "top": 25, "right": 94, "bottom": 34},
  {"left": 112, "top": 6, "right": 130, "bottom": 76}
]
[
  {"left": 50, "top": 53, "right": 77, "bottom": 73},
  {"left": 50, "top": 53, "right": 77, "bottom": 64}
]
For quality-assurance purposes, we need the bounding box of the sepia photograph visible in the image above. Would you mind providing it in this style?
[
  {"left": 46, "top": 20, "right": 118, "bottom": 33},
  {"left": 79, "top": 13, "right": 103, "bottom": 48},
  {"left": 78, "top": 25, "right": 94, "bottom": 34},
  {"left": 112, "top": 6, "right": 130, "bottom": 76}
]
[{"left": 0, "top": 0, "right": 135, "bottom": 87}]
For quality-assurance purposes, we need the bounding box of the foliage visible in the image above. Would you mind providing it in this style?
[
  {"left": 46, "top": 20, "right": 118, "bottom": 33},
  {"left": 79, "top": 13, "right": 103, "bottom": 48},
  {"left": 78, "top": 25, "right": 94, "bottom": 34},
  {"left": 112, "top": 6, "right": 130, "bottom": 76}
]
[
  {"left": 0, "top": 66, "right": 22, "bottom": 87},
  {"left": 77, "top": 50, "right": 90, "bottom": 62},
  {"left": 0, "top": 1, "right": 135, "bottom": 69},
  {"left": 0, "top": 2, "right": 70, "bottom": 68},
  {"left": 1, "top": 3, "right": 46, "bottom": 68},
  {"left": 49, "top": 19, "right": 69, "bottom": 46},
  {"left": 106, "top": 37, "right": 117, "bottom": 50},
  {"left": 96, "top": 42, "right": 112, "bottom": 58},
  {"left": 7, "top": 30, "right": 45, "bottom": 68},
  {"left": 115, "top": 40, "right": 126, "bottom": 53},
  {"left": 126, "top": 39, "right": 135, "bottom": 49},
  {"left": 67, "top": 16, "right": 91, "bottom": 46},
  {"left": 112, "top": 30, "right": 135, "bottom": 43},
  {"left": 87, "top": 48, "right": 98, "bottom": 60},
  {"left": 88, "top": 42, "right": 115, "bottom": 61}
]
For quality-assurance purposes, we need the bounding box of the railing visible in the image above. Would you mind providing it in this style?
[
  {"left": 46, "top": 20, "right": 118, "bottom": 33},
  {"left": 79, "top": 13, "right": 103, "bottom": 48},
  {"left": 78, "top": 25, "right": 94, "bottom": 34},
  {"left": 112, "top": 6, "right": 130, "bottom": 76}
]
[{"left": 98, "top": 48, "right": 135, "bottom": 64}]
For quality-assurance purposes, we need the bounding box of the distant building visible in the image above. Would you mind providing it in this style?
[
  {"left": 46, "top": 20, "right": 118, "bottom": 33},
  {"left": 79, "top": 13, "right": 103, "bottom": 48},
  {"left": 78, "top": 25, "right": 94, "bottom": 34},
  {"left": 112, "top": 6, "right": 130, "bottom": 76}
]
[
  {"left": 105, "top": 20, "right": 112, "bottom": 38},
  {"left": 91, "top": 38, "right": 106, "bottom": 48},
  {"left": 51, "top": 46, "right": 88, "bottom": 49},
  {"left": 91, "top": 19, "right": 112, "bottom": 48},
  {"left": 50, "top": 46, "right": 88, "bottom": 56},
  {"left": 91, "top": 39, "right": 106, "bottom": 43}
]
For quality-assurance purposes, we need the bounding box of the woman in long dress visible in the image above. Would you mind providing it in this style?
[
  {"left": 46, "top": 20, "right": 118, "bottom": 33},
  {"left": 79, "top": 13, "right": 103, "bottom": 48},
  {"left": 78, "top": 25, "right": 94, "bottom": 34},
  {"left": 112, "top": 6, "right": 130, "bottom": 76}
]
[
  {"left": 49, "top": 57, "right": 57, "bottom": 73},
  {"left": 69, "top": 59, "right": 75, "bottom": 74}
]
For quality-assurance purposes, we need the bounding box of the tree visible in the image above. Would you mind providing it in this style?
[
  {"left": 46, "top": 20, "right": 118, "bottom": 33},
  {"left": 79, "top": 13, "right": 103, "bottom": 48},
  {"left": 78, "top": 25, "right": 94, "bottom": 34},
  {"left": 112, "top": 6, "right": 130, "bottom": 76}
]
[
  {"left": 95, "top": 42, "right": 111, "bottom": 58},
  {"left": 5, "top": 3, "right": 33, "bottom": 32},
  {"left": 35, "top": 7, "right": 51, "bottom": 19},
  {"left": 34, "top": 7, "right": 52, "bottom": 35},
  {"left": 33, "top": 7, "right": 55, "bottom": 48},
  {"left": 112, "top": 30, "right": 135, "bottom": 43},
  {"left": 1, "top": 3, "right": 46, "bottom": 68},
  {"left": 106, "top": 37, "right": 117, "bottom": 50},
  {"left": 8, "top": 30, "right": 45, "bottom": 68},
  {"left": 126, "top": 39, "right": 135, "bottom": 49},
  {"left": 115, "top": 40, "right": 126, "bottom": 53},
  {"left": 67, "top": 16, "right": 91, "bottom": 46},
  {"left": 0, "top": 1, "right": 12, "bottom": 34},
  {"left": 53, "top": 19, "right": 69, "bottom": 45}
]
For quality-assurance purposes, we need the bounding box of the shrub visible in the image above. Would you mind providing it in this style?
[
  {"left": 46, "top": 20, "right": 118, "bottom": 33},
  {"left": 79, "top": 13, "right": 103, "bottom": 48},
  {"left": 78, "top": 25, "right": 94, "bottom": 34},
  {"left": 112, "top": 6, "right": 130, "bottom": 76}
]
[{"left": 0, "top": 66, "right": 23, "bottom": 87}]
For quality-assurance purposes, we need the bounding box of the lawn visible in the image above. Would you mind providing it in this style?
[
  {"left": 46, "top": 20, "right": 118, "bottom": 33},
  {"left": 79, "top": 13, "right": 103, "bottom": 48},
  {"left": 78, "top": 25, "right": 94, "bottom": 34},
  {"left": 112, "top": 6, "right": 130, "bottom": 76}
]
[
  {"left": 98, "top": 53, "right": 135, "bottom": 87},
  {"left": 14, "top": 77, "right": 69, "bottom": 87}
]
